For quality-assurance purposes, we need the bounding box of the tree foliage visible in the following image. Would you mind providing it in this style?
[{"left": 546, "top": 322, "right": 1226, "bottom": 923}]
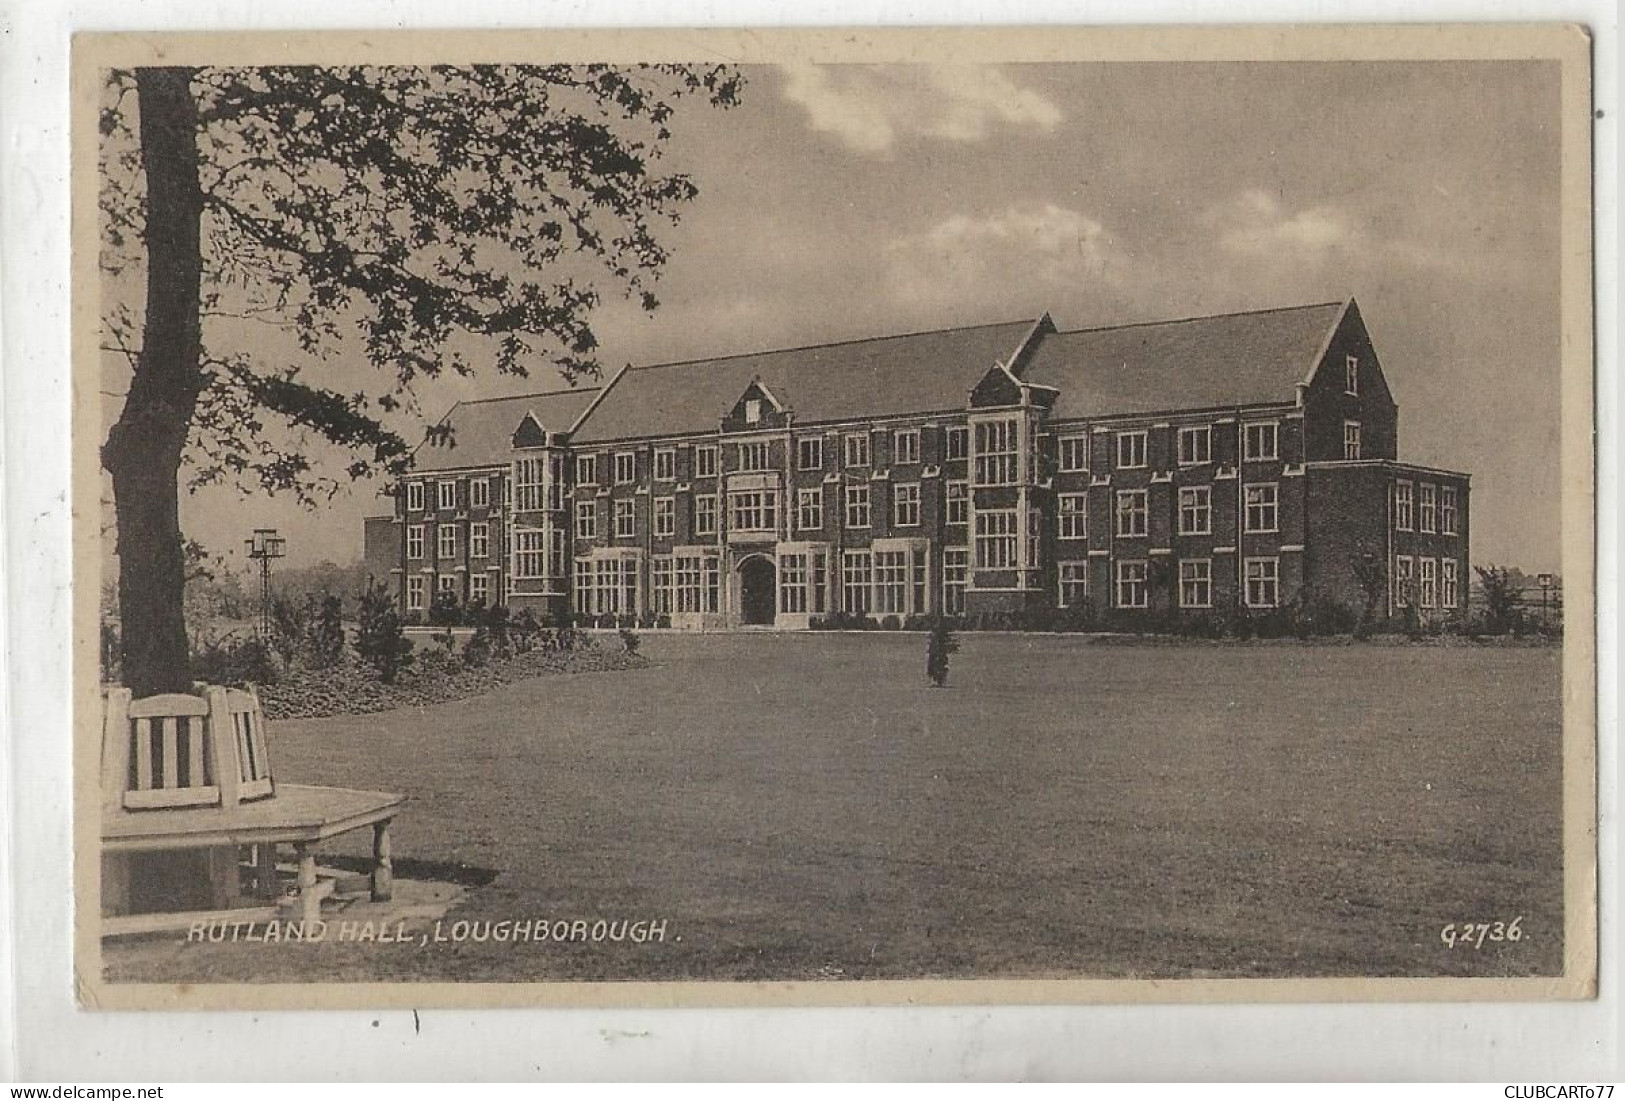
[{"left": 100, "top": 63, "right": 741, "bottom": 695}]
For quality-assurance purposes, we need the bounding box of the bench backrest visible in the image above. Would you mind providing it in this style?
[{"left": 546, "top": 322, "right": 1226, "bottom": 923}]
[{"left": 101, "top": 685, "right": 277, "bottom": 814}]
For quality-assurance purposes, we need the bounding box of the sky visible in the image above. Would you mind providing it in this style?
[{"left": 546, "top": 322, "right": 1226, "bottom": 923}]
[{"left": 102, "top": 58, "right": 1565, "bottom": 576}]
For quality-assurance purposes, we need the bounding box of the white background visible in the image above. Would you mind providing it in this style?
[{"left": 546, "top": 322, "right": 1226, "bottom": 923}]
[{"left": 1, "top": 0, "right": 1618, "bottom": 1082}]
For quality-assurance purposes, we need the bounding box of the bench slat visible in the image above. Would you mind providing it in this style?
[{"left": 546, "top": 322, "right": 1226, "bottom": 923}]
[
  {"left": 128, "top": 693, "right": 210, "bottom": 719},
  {"left": 187, "top": 718, "right": 205, "bottom": 787},
  {"left": 124, "top": 785, "right": 222, "bottom": 810},
  {"left": 134, "top": 720, "right": 153, "bottom": 791},
  {"left": 160, "top": 717, "right": 179, "bottom": 788}
]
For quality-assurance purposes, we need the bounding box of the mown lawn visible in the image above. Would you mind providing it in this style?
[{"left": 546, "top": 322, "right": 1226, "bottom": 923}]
[{"left": 106, "top": 634, "right": 1564, "bottom": 983}]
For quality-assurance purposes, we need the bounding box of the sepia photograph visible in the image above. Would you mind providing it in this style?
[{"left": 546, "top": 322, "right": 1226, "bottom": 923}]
[{"left": 71, "top": 24, "right": 1595, "bottom": 1009}]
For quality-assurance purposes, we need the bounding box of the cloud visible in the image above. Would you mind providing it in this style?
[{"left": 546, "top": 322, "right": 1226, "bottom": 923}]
[
  {"left": 885, "top": 203, "right": 1131, "bottom": 315},
  {"left": 1210, "top": 189, "right": 1362, "bottom": 257},
  {"left": 777, "top": 64, "right": 1062, "bottom": 155}
]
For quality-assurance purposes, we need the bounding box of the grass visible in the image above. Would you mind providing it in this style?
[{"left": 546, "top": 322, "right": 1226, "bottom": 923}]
[{"left": 106, "top": 634, "right": 1564, "bottom": 984}]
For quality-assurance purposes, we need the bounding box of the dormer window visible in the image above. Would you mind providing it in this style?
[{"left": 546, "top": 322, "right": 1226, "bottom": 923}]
[
  {"left": 1343, "top": 420, "right": 1362, "bottom": 460},
  {"left": 745, "top": 399, "right": 762, "bottom": 424},
  {"left": 1345, "top": 354, "right": 1360, "bottom": 396}
]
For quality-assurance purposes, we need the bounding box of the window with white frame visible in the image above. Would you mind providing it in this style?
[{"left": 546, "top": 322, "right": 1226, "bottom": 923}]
[
  {"left": 873, "top": 550, "right": 911, "bottom": 615},
  {"left": 614, "top": 499, "right": 636, "bottom": 538},
  {"left": 575, "top": 500, "right": 596, "bottom": 540},
  {"left": 406, "top": 576, "right": 426, "bottom": 611},
  {"left": 730, "top": 489, "right": 778, "bottom": 533},
  {"left": 614, "top": 452, "right": 637, "bottom": 484},
  {"left": 1442, "top": 558, "right": 1459, "bottom": 608},
  {"left": 943, "top": 548, "right": 969, "bottom": 615},
  {"left": 844, "top": 433, "right": 871, "bottom": 468},
  {"left": 575, "top": 556, "right": 639, "bottom": 618},
  {"left": 406, "top": 524, "right": 424, "bottom": 559},
  {"left": 797, "top": 437, "right": 823, "bottom": 472},
  {"left": 845, "top": 484, "right": 870, "bottom": 529},
  {"left": 946, "top": 480, "right": 968, "bottom": 525},
  {"left": 1441, "top": 486, "right": 1459, "bottom": 535},
  {"left": 797, "top": 487, "right": 823, "bottom": 531},
  {"left": 1243, "top": 422, "right": 1278, "bottom": 462},
  {"left": 653, "top": 497, "right": 675, "bottom": 538},
  {"left": 1058, "top": 562, "right": 1088, "bottom": 608},
  {"left": 469, "top": 573, "right": 490, "bottom": 605},
  {"left": 945, "top": 426, "right": 969, "bottom": 462},
  {"left": 1116, "top": 560, "right": 1148, "bottom": 608},
  {"left": 744, "top": 399, "right": 762, "bottom": 424},
  {"left": 737, "top": 440, "right": 771, "bottom": 472},
  {"left": 514, "top": 529, "right": 545, "bottom": 579},
  {"left": 1344, "top": 420, "right": 1362, "bottom": 460},
  {"left": 1178, "top": 425, "right": 1212, "bottom": 466},
  {"left": 653, "top": 448, "right": 675, "bottom": 482},
  {"left": 1179, "top": 559, "right": 1212, "bottom": 608},
  {"left": 514, "top": 457, "right": 544, "bottom": 512},
  {"left": 437, "top": 524, "right": 457, "bottom": 559},
  {"left": 1058, "top": 435, "right": 1089, "bottom": 472},
  {"left": 651, "top": 556, "right": 673, "bottom": 615},
  {"left": 576, "top": 454, "right": 597, "bottom": 485},
  {"left": 694, "top": 445, "right": 719, "bottom": 479},
  {"left": 1345, "top": 354, "right": 1360, "bottom": 395},
  {"left": 694, "top": 494, "right": 718, "bottom": 536},
  {"left": 974, "top": 419, "right": 1019, "bottom": 485},
  {"left": 1178, "top": 486, "right": 1212, "bottom": 535},
  {"left": 1419, "top": 557, "right": 1437, "bottom": 608},
  {"left": 1116, "top": 431, "right": 1147, "bottom": 470},
  {"left": 406, "top": 481, "right": 424, "bottom": 512},
  {"left": 1395, "top": 481, "right": 1414, "bottom": 531},
  {"left": 1394, "top": 554, "right": 1414, "bottom": 607},
  {"left": 894, "top": 483, "right": 921, "bottom": 527},
  {"left": 842, "top": 550, "right": 872, "bottom": 615},
  {"left": 1419, "top": 483, "right": 1438, "bottom": 533},
  {"left": 1244, "top": 557, "right": 1280, "bottom": 608},
  {"left": 1027, "top": 507, "right": 1042, "bottom": 569},
  {"left": 778, "top": 552, "right": 809, "bottom": 614},
  {"left": 1115, "top": 490, "right": 1148, "bottom": 537},
  {"left": 674, "top": 552, "right": 720, "bottom": 614},
  {"left": 470, "top": 478, "right": 490, "bottom": 510},
  {"left": 974, "top": 509, "right": 1018, "bottom": 569},
  {"left": 550, "top": 529, "right": 564, "bottom": 575},
  {"left": 893, "top": 429, "right": 920, "bottom": 465},
  {"left": 437, "top": 573, "right": 458, "bottom": 596},
  {"left": 469, "top": 522, "right": 489, "bottom": 559},
  {"left": 1244, "top": 483, "right": 1279, "bottom": 533},
  {"left": 1058, "top": 494, "right": 1087, "bottom": 540},
  {"left": 438, "top": 480, "right": 458, "bottom": 511}
]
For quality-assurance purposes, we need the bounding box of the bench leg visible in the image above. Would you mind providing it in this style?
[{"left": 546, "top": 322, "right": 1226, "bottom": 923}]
[
  {"left": 371, "top": 821, "right": 394, "bottom": 903},
  {"left": 295, "top": 843, "right": 320, "bottom": 926}
]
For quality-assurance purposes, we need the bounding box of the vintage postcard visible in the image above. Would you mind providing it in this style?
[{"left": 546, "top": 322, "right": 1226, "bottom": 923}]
[{"left": 72, "top": 24, "right": 1595, "bottom": 1010}]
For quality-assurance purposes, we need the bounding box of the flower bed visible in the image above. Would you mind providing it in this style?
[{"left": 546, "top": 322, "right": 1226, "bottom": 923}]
[{"left": 258, "top": 645, "right": 647, "bottom": 721}]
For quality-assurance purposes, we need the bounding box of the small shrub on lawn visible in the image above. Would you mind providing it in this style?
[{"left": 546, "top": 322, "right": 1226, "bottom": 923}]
[
  {"left": 192, "top": 633, "right": 281, "bottom": 687},
  {"left": 462, "top": 627, "right": 493, "bottom": 668},
  {"left": 303, "top": 593, "right": 346, "bottom": 668},
  {"left": 354, "top": 580, "right": 414, "bottom": 684},
  {"left": 619, "top": 627, "right": 642, "bottom": 656},
  {"left": 428, "top": 589, "right": 462, "bottom": 627},
  {"left": 880, "top": 615, "right": 901, "bottom": 631},
  {"left": 266, "top": 594, "right": 307, "bottom": 665}
]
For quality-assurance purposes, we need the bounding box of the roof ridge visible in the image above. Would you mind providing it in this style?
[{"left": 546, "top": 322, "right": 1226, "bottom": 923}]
[
  {"left": 448, "top": 385, "right": 603, "bottom": 408},
  {"left": 1059, "top": 300, "right": 1347, "bottom": 336},
  {"left": 623, "top": 317, "right": 1039, "bottom": 374}
]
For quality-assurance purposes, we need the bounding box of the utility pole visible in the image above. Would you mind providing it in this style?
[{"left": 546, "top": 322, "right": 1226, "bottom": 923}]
[{"left": 245, "top": 528, "right": 287, "bottom": 639}]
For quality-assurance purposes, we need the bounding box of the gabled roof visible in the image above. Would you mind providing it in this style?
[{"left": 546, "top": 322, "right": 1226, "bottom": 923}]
[
  {"left": 412, "top": 387, "right": 601, "bottom": 472},
  {"left": 1021, "top": 300, "right": 1349, "bottom": 419},
  {"left": 570, "top": 319, "right": 1042, "bottom": 443}
]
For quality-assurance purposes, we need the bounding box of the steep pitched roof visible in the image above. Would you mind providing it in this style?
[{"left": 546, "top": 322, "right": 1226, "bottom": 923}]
[
  {"left": 412, "top": 386, "right": 601, "bottom": 472},
  {"left": 570, "top": 320, "right": 1042, "bottom": 443},
  {"left": 1021, "top": 300, "right": 1349, "bottom": 419}
]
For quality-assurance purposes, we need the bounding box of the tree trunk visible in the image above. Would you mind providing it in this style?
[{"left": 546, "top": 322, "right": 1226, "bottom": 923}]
[{"left": 102, "top": 67, "right": 205, "bottom": 698}]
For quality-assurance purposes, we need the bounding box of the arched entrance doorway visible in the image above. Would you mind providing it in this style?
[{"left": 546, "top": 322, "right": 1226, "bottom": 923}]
[{"left": 738, "top": 555, "right": 777, "bottom": 626}]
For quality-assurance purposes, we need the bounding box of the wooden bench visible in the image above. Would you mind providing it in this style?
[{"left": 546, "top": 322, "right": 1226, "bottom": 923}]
[{"left": 101, "top": 685, "right": 404, "bottom": 933}]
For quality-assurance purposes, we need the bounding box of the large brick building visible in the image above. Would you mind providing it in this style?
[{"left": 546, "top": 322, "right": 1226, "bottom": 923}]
[{"left": 363, "top": 298, "right": 1471, "bottom": 627}]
